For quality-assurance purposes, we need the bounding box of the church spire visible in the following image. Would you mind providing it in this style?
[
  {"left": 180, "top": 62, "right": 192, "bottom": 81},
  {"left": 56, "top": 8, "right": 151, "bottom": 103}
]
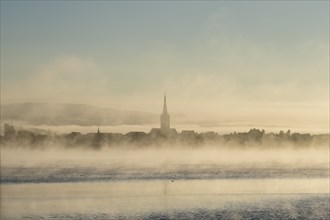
[
  {"left": 161, "top": 93, "right": 170, "bottom": 131},
  {"left": 163, "top": 92, "right": 167, "bottom": 114}
]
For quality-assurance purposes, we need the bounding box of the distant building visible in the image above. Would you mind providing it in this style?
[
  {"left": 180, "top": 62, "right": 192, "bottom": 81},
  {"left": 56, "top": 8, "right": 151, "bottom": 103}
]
[
  {"left": 125, "top": 131, "right": 147, "bottom": 140},
  {"left": 181, "top": 130, "right": 196, "bottom": 138},
  {"left": 150, "top": 94, "right": 177, "bottom": 137},
  {"left": 161, "top": 93, "right": 170, "bottom": 133},
  {"left": 4, "top": 123, "right": 15, "bottom": 138},
  {"left": 17, "top": 130, "right": 36, "bottom": 143},
  {"left": 93, "top": 125, "right": 103, "bottom": 149}
]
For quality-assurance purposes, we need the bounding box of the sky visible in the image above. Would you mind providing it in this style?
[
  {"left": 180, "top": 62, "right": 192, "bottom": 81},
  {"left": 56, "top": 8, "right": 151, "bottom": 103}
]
[{"left": 1, "top": 1, "right": 329, "bottom": 131}]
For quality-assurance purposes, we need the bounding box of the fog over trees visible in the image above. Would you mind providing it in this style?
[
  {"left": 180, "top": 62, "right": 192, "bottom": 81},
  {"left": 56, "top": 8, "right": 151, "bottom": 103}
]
[{"left": 1, "top": 123, "right": 328, "bottom": 150}]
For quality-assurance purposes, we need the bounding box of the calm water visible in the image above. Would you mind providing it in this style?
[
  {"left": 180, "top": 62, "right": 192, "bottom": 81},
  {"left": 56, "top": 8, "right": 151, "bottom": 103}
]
[
  {"left": 1, "top": 148, "right": 329, "bottom": 219},
  {"left": 1, "top": 179, "right": 329, "bottom": 219}
]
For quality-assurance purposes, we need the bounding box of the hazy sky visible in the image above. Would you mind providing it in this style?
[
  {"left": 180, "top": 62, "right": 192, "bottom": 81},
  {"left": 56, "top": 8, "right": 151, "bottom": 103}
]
[{"left": 1, "top": 1, "right": 329, "bottom": 130}]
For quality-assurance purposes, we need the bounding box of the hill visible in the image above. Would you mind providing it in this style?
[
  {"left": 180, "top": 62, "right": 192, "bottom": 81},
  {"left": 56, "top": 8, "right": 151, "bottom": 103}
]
[{"left": 1, "top": 103, "right": 158, "bottom": 126}]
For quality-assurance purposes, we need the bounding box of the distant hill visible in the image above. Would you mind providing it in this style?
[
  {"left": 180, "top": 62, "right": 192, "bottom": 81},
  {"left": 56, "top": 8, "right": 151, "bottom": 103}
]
[{"left": 1, "top": 103, "right": 158, "bottom": 126}]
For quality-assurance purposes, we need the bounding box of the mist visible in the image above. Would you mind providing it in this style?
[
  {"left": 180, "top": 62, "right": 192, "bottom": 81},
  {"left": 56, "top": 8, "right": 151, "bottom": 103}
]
[
  {"left": 2, "top": 101, "right": 328, "bottom": 135},
  {"left": 1, "top": 1, "right": 329, "bottom": 219},
  {"left": 2, "top": 145, "right": 329, "bottom": 218},
  {"left": 2, "top": 146, "right": 329, "bottom": 166},
  {"left": 1, "top": 146, "right": 328, "bottom": 184}
]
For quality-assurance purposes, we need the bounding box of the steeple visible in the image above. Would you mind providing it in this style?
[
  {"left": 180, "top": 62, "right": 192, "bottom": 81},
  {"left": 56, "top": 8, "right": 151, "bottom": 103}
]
[
  {"left": 160, "top": 93, "right": 170, "bottom": 132},
  {"left": 97, "top": 125, "right": 100, "bottom": 134},
  {"left": 163, "top": 93, "right": 168, "bottom": 114}
]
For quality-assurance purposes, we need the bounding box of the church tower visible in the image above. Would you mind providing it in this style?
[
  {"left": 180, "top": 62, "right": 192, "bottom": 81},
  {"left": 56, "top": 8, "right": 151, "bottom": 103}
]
[{"left": 160, "top": 93, "right": 170, "bottom": 132}]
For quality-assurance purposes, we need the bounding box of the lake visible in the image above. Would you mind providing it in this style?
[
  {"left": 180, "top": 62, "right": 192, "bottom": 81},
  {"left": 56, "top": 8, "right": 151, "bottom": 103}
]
[
  {"left": 1, "top": 148, "right": 329, "bottom": 219},
  {"left": 1, "top": 178, "right": 329, "bottom": 219}
]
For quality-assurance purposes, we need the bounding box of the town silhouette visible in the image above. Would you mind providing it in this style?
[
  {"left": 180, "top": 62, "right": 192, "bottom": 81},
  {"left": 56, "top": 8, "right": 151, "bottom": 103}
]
[{"left": 1, "top": 95, "right": 328, "bottom": 150}]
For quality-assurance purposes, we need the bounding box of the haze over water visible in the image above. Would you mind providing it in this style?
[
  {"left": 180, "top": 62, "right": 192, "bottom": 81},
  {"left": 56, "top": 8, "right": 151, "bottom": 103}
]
[
  {"left": 1, "top": 146, "right": 329, "bottom": 219},
  {"left": 1, "top": 1, "right": 329, "bottom": 219}
]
